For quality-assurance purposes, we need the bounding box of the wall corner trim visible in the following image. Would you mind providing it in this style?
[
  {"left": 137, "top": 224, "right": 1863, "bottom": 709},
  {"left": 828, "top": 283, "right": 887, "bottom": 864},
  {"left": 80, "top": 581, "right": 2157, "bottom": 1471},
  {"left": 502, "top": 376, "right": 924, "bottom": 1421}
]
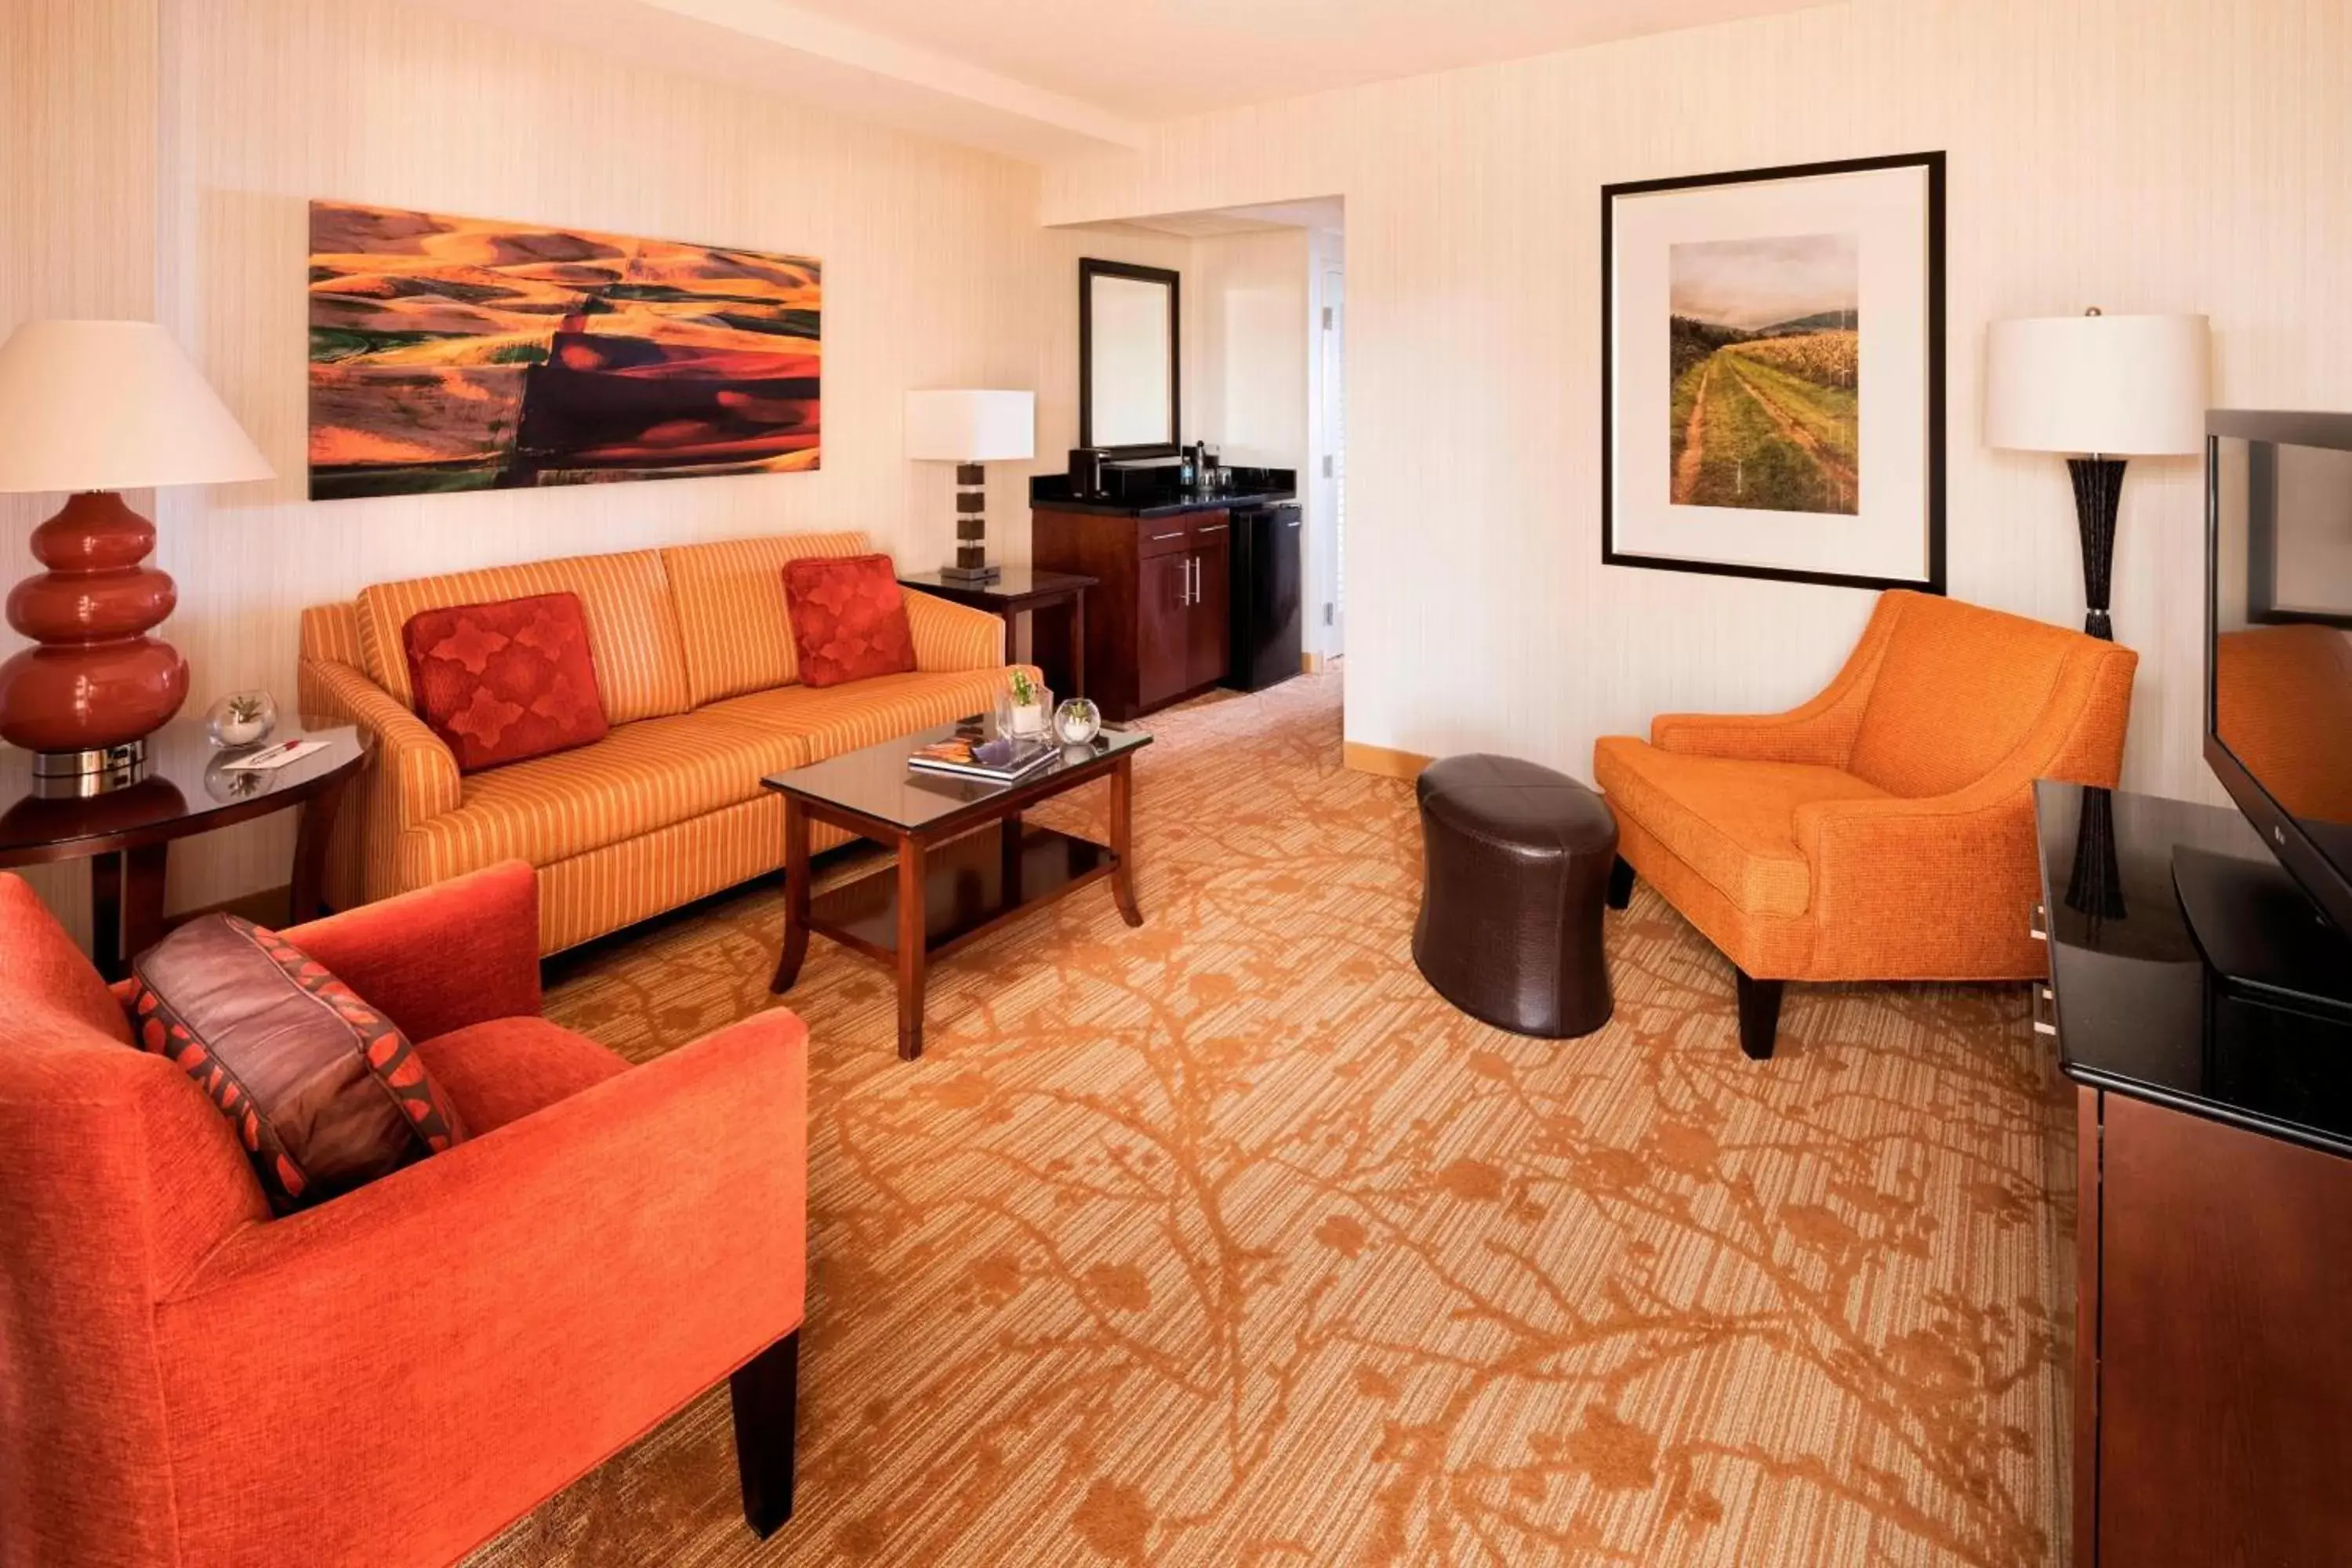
[{"left": 1343, "top": 740, "right": 1432, "bottom": 781}]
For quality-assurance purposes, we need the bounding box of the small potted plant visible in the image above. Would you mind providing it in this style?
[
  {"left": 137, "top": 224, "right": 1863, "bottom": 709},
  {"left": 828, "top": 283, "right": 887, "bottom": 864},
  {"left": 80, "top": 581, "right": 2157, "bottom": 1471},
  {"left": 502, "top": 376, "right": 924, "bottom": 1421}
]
[
  {"left": 1007, "top": 669, "right": 1051, "bottom": 739},
  {"left": 205, "top": 690, "right": 277, "bottom": 750}
]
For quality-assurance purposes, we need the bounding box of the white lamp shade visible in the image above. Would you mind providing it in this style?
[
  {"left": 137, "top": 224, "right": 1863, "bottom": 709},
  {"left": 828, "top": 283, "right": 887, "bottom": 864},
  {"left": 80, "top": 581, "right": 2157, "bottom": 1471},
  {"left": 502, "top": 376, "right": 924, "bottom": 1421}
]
[
  {"left": 0, "top": 319, "right": 272, "bottom": 493},
  {"left": 1983, "top": 312, "right": 2210, "bottom": 456},
  {"left": 905, "top": 389, "right": 1035, "bottom": 463}
]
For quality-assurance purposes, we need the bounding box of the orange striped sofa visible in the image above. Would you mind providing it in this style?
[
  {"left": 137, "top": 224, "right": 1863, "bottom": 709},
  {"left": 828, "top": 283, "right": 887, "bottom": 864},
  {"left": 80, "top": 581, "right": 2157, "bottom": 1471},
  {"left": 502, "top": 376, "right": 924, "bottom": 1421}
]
[{"left": 298, "top": 532, "right": 1029, "bottom": 953}]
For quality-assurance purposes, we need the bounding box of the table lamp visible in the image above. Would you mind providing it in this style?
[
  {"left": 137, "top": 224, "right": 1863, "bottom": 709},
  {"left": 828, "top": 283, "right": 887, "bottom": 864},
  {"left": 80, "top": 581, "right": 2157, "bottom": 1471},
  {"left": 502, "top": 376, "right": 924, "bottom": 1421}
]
[
  {"left": 906, "top": 389, "right": 1035, "bottom": 583},
  {"left": 1984, "top": 308, "right": 2209, "bottom": 641},
  {"left": 0, "top": 319, "right": 272, "bottom": 787}
]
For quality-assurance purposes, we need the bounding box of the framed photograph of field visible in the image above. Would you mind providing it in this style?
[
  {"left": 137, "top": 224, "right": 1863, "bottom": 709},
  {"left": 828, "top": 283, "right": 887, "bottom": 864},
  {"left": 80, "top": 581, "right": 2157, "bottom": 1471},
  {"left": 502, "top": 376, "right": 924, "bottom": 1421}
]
[{"left": 1602, "top": 153, "right": 1945, "bottom": 592}]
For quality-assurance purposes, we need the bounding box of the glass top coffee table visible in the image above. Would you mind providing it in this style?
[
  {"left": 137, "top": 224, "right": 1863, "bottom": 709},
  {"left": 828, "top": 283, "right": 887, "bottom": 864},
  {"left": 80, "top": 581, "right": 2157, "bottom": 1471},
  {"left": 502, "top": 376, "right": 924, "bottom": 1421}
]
[{"left": 762, "top": 718, "right": 1151, "bottom": 1060}]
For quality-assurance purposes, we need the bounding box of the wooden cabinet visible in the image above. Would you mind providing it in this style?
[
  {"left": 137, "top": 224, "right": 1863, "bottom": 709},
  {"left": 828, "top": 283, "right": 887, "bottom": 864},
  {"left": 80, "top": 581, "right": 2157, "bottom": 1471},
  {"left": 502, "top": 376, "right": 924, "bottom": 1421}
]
[
  {"left": 1033, "top": 506, "right": 1232, "bottom": 721},
  {"left": 1186, "top": 520, "right": 1231, "bottom": 693},
  {"left": 1136, "top": 550, "right": 1191, "bottom": 711},
  {"left": 2075, "top": 1087, "right": 2352, "bottom": 1566},
  {"left": 2035, "top": 784, "right": 2352, "bottom": 1565}
]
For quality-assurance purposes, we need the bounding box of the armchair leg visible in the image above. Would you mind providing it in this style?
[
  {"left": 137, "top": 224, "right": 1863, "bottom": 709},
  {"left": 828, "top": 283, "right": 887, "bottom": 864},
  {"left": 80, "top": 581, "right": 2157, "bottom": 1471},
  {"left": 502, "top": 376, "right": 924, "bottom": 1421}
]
[
  {"left": 730, "top": 1329, "right": 800, "bottom": 1538},
  {"left": 1734, "top": 971, "right": 1784, "bottom": 1061},
  {"left": 1606, "top": 855, "right": 1635, "bottom": 910}
]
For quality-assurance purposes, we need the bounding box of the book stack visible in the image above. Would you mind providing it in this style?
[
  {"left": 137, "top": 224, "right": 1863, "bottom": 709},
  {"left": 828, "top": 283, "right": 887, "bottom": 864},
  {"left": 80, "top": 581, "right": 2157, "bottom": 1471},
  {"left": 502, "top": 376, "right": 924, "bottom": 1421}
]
[{"left": 909, "top": 734, "right": 1058, "bottom": 783}]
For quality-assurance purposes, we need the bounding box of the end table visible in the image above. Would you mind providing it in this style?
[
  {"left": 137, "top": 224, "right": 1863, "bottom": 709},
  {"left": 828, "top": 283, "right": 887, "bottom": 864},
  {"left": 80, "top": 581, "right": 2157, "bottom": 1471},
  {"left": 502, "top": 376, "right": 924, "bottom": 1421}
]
[
  {"left": 0, "top": 719, "right": 367, "bottom": 977},
  {"left": 898, "top": 568, "right": 1096, "bottom": 702}
]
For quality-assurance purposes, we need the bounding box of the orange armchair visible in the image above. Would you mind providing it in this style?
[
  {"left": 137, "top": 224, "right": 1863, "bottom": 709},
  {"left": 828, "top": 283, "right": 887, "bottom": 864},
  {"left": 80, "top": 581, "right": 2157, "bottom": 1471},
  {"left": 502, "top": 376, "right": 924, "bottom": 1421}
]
[
  {"left": 1593, "top": 590, "right": 2137, "bottom": 1058},
  {"left": 0, "top": 862, "right": 808, "bottom": 1568}
]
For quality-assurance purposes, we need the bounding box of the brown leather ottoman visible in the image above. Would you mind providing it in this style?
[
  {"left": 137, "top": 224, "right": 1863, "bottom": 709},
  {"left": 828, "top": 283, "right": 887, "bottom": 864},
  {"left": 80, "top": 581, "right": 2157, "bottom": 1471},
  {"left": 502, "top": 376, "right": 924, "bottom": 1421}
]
[{"left": 1412, "top": 753, "right": 1617, "bottom": 1038}]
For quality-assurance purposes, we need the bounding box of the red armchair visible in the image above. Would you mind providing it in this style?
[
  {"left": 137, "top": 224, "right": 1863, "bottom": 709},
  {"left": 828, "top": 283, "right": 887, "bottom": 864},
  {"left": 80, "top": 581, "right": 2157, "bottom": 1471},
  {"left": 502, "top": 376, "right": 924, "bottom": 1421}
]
[{"left": 0, "top": 861, "right": 808, "bottom": 1568}]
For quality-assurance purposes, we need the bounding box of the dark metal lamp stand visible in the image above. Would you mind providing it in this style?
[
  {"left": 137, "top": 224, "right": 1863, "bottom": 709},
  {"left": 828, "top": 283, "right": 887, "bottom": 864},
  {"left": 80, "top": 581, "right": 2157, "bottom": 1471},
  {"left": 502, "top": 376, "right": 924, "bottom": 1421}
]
[{"left": 2067, "top": 454, "right": 2128, "bottom": 641}]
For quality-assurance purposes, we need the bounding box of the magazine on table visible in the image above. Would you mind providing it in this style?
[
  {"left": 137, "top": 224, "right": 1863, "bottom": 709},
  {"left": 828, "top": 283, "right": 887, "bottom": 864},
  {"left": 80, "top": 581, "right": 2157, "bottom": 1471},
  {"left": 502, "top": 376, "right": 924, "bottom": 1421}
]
[{"left": 908, "top": 733, "right": 1058, "bottom": 782}]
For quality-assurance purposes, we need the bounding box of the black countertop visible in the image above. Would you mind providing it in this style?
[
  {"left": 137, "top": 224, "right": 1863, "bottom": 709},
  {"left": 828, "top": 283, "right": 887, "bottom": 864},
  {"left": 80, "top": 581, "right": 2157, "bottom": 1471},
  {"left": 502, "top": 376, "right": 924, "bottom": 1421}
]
[
  {"left": 1030, "top": 489, "right": 1298, "bottom": 520},
  {"left": 1029, "top": 466, "right": 1297, "bottom": 519},
  {"left": 2036, "top": 780, "right": 2352, "bottom": 1158}
]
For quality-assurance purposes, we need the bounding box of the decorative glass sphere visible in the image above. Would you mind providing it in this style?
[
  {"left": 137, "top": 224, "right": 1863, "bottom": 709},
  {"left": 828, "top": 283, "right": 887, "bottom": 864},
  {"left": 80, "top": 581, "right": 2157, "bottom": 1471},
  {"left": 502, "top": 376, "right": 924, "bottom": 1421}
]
[
  {"left": 205, "top": 690, "right": 278, "bottom": 750},
  {"left": 1052, "top": 695, "right": 1102, "bottom": 746}
]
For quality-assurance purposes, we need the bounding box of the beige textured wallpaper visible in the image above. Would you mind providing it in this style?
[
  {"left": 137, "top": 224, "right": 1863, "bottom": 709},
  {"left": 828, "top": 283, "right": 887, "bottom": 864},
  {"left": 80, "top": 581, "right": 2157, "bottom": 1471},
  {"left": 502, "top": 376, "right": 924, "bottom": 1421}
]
[
  {"left": 1, "top": 0, "right": 160, "bottom": 935},
  {"left": 2, "top": 0, "right": 1185, "bottom": 927},
  {"left": 1044, "top": 0, "right": 2352, "bottom": 806}
]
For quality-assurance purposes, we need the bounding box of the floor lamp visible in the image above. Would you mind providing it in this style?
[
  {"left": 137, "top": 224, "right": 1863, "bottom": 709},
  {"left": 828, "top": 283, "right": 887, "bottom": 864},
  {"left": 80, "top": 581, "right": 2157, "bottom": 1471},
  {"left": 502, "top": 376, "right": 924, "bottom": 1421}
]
[{"left": 1984, "top": 309, "right": 2209, "bottom": 641}]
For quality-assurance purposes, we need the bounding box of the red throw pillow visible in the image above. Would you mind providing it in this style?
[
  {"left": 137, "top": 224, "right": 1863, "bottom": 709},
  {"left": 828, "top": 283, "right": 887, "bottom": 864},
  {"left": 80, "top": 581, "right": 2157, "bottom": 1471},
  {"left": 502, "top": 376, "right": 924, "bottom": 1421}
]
[
  {"left": 123, "top": 915, "right": 469, "bottom": 1214},
  {"left": 782, "top": 554, "right": 917, "bottom": 688},
  {"left": 403, "top": 592, "right": 608, "bottom": 772}
]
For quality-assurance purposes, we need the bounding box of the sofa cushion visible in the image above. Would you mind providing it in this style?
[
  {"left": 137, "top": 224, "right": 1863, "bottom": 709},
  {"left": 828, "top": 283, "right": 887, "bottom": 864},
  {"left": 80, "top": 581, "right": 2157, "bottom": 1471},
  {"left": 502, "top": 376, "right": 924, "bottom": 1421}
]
[
  {"left": 413, "top": 1016, "right": 627, "bottom": 1136},
  {"left": 783, "top": 554, "right": 917, "bottom": 688},
  {"left": 403, "top": 592, "right": 609, "bottom": 773},
  {"left": 701, "top": 667, "right": 1025, "bottom": 766},
  {"left": 662, "top": 531, "right": 873, "bottom": 704},
  {"left": 1593, "top": 738, "right": 1890, "bottom": 919},
  {"left": 357, "top": 548, "right": 691, "bottom": 724},
  {"left": 407, "top": 708, "right": 812, "bottom": 882},
  {"left": 124, "top": 916, "right": 469, "bottom": 1214}
]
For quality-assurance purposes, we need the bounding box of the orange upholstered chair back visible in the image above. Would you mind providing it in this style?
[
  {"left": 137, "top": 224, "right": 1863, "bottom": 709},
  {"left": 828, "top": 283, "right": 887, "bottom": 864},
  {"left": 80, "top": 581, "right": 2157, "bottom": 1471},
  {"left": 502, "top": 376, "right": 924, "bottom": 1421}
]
[
  {"left": 0, "top": 877, "right": 269, "bottom": 1563},
  {"left": 1845, "top": 592, "right": 2118, "bottom": 797}
]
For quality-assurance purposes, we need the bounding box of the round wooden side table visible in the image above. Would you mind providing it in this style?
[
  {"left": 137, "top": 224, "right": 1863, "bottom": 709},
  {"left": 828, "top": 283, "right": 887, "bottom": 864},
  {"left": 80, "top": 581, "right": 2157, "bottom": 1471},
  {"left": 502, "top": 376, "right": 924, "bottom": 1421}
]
[{"left": 0, "top": 718, "right": 367, "bottom": 978}]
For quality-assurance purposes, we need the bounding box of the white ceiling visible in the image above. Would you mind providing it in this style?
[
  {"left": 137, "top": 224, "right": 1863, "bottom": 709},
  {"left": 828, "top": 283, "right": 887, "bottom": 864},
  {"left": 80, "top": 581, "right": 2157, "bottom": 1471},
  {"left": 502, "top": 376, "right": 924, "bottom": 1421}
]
[
  {"left": 783, "top": 0, "right": 1835, "bottom": 122},
  {"left": 414, "top": 0, "right": 1835, "bottom": 162}
]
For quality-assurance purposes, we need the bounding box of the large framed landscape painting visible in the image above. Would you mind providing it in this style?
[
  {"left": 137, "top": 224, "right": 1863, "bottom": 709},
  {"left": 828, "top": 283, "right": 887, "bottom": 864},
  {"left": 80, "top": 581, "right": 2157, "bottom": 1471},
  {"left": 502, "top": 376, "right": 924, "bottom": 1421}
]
[
  {"left": 1602, "top": 152, "right": 1944, "bottom": 592},
  {"left": 308, "top": 200, "right": 820, "bottom": 500}
]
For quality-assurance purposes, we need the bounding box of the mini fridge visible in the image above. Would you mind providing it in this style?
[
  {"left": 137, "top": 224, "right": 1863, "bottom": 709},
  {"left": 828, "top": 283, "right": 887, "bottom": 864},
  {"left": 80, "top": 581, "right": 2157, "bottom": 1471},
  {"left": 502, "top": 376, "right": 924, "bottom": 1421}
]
[{"left": 1226, "top": 503, "right": 1303, "bottom": 693}]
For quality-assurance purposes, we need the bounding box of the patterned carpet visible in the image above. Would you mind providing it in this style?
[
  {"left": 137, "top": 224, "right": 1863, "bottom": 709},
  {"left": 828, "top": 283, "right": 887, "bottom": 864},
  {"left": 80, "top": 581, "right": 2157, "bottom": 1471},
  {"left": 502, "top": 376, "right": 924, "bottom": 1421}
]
[{"left": 470, "top": 671, "right": 2073, "bottom": 1568}]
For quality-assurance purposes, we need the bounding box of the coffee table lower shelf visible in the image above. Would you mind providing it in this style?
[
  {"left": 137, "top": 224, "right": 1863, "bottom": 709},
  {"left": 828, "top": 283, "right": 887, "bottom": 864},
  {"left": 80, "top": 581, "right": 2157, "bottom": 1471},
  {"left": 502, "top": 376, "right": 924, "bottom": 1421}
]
[
  {"left": 810, "top": 820, "right": 1113, "bottom": 966},
  {"left": 764, "top": 731, "right": 1146, "bottom": 1062}
]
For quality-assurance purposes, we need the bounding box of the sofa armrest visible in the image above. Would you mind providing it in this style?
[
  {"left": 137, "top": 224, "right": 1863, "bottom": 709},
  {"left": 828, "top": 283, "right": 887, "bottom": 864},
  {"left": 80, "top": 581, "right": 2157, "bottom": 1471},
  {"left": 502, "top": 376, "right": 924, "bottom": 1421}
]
[
  {"left": 905, "top": 590, "right": 1006, "bottom": 672},
  {"left": 299, "top": 658, "right": 462, "bottom": 827},
  {"left": 280, "top": 860, "right": 541, "bottom": 1041},
  {"left": 1791, "top": 774, "right": 2044, "bottom": 976},
  {"left": 1649, "top": 659, "right": 1882, "bottom": 767},
  {"left": 152, "top": 1008, "right": 808, "bottom": 1563},
  {"left": 1649, "top": 593, "right": 1907, "bottom": 766},
  {"left": 1791, "top": 633, "right": 2137, "bottom": 975}
]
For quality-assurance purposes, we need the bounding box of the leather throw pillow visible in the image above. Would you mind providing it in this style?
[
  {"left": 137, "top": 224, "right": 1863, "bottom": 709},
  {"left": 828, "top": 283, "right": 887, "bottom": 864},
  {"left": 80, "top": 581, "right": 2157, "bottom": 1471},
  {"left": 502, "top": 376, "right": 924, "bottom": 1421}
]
[
  {"left": 402, "top": 591, "right": 609, "bottom": 772},
  {"left": 124, "top": 914, "right": 469, "bottom": 1214},
  {"left": 782, "top": 554, "right": 917, "bottom": 688}
]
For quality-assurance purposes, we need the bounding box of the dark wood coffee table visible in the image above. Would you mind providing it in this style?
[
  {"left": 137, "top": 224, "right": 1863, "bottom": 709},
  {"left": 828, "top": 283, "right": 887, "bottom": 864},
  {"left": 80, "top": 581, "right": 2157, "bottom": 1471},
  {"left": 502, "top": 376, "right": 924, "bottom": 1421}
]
[{"left": 763, "top": 720, "right": 1149, "bottom": 1059}]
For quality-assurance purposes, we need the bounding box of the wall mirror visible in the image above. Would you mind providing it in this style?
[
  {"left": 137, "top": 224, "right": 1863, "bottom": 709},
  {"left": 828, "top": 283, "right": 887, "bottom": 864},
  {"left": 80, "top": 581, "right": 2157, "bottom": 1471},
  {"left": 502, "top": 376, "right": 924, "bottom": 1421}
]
[{"left": 1080, "top": 258, "right": 1180, "bottom": 457}]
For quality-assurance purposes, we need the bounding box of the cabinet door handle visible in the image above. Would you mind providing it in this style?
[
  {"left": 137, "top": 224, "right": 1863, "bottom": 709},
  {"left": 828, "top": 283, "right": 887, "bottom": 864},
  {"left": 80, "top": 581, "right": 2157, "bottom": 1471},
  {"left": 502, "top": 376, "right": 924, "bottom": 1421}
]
[
  {"left": 2029, "top": 902, "right": 2048, "bottom": 942},
  {"left": 1149, "top": 530, "right": 1185, "bottom": 542},
  {"left": 1196, "top": 522, "right": 1227, "bottom": 533},
  {"left": 2032, "top": 983, "right": 2057, "bottom": 1039},
  {"left": 1188, "top": 555, "right": 1200, "bottom": 604}
]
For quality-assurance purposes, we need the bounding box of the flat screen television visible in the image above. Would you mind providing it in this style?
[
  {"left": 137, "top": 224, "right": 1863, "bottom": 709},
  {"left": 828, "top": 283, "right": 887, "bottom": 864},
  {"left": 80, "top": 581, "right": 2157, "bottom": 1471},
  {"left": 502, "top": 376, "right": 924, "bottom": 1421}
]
[{"left": 2201, "top": 410, "right": 2352, "bottom": 994}]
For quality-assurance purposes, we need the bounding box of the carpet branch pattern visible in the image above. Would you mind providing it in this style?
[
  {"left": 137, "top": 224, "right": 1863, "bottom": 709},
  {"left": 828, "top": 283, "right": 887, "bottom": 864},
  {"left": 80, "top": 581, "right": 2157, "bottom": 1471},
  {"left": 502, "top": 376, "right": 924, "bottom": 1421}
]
[{"left": 471, "top": 672, "right": 2072, "bottom": 1568}]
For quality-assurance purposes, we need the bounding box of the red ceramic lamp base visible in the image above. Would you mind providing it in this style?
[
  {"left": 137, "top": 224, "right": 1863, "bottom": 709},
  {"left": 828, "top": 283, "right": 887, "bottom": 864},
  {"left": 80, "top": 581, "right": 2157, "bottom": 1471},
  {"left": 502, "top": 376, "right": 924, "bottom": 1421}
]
[{"left": 0, "top": 490, "right": 187, "bottom": 765}]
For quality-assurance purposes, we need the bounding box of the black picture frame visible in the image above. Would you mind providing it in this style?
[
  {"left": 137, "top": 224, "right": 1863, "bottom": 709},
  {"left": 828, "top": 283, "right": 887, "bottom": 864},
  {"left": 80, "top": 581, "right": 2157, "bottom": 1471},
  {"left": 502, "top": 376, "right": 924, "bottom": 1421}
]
[
  {"left": 1600, "top": 151, "right": 1947, "bottom": 594},
  {"left": 1079, "top": 257, "right": 1181, "bottom": 459}
]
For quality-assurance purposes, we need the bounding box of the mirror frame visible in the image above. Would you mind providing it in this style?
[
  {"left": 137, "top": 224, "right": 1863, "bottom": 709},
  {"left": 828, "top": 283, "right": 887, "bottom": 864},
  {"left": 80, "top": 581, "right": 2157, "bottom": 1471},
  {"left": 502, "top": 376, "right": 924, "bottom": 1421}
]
[{"left": 1078, "top": 257, "right": 1181, "bottom": 459}]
